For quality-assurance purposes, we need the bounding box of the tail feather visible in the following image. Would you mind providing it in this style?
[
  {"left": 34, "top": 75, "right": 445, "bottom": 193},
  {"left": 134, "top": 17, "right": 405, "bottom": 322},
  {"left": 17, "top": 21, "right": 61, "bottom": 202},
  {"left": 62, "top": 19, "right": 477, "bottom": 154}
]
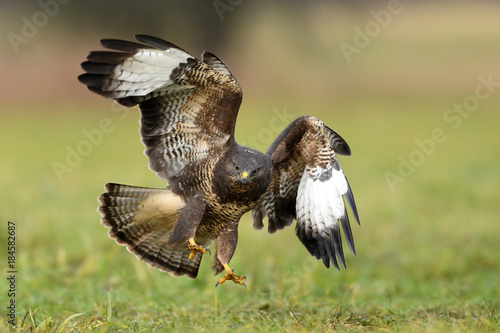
[{"left": 98, "top": 183, "right": 208, "bottom": 279}]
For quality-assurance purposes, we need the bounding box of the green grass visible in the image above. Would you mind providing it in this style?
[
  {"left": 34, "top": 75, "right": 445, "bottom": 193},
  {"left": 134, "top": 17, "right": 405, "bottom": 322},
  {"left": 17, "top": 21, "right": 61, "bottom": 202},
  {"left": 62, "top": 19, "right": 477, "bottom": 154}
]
[{"left": 1, "top": 94, "right": 499, "bottom": 332}]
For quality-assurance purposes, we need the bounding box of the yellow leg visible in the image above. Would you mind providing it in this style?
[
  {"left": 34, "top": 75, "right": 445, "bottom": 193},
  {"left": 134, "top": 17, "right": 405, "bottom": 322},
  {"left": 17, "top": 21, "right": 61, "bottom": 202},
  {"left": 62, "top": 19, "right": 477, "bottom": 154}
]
[
  {"left": 215, "top": 264, "right": 246, "bottom": 287},
  {"left": 188, "top": 238, "right": 210, "bottom": 261}
]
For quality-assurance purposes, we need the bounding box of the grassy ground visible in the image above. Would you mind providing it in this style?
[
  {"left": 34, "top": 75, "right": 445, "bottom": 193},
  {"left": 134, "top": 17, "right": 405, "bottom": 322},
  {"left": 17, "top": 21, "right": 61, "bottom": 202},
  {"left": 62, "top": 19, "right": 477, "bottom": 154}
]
[{"left": 0, "top": 94, "right": 499, "bottom": 332}]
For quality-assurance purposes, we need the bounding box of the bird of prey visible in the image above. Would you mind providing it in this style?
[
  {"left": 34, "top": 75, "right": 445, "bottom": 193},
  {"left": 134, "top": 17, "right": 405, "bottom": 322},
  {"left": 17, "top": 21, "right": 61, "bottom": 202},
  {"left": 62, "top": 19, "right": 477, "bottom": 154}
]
[{"left": 78, "top": 35, "right": 360, "bottom": 287}]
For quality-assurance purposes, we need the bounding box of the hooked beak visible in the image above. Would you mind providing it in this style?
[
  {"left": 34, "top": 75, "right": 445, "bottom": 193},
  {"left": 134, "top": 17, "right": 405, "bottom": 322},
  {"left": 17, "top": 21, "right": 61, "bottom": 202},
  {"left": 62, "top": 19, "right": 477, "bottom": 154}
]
[{"left": 240, "top": 171, "right": 249, "bottom": 185}]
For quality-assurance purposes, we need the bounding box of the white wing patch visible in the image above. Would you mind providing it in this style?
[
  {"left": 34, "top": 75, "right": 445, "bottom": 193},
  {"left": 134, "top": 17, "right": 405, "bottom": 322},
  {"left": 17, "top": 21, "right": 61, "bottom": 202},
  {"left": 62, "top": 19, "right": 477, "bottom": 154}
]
[
  {"left": 297, "top": 164, "right": 345, "bottom": 230},
  {"left": 108, "top": 49, "right": 194, "bottom": 97},
  {"left": 331, "top": 160, "right": 348, "bottom": 196},
  {"left": 295, "top": 161, "right": 351, "bottom": 268}
]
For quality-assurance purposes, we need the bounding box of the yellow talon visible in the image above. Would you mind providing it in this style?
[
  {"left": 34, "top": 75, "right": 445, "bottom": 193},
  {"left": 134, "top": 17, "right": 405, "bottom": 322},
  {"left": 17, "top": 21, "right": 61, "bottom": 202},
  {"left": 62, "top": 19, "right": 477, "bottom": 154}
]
[
  {"left": 188, "top": 238, "right": 210, "bottom": 261},
  {"left": 215, "top": 264, "right": 246, "bottom": 287}
]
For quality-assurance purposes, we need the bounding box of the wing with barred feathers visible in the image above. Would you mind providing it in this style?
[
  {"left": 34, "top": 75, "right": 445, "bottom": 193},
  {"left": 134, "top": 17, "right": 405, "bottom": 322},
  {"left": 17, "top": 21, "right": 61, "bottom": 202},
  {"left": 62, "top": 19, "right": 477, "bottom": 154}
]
[
  {"left": 252, "top": 116, "right": 360, "bottom": 270},
  {"left": 78, "top": 35, "right": 242, "bottom": 182}
]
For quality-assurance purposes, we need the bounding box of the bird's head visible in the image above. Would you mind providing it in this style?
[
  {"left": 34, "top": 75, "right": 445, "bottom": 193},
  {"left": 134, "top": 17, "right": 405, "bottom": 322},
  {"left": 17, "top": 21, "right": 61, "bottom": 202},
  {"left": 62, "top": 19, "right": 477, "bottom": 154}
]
[
  {"left": 231, "top": 163, "right": 259, "bottom": 186},
  {"left": 213, "top": 145, "right": 272, "bottom": 203},
  {"left": 227, "top": 155, "right": 271, "bottom": 202}
]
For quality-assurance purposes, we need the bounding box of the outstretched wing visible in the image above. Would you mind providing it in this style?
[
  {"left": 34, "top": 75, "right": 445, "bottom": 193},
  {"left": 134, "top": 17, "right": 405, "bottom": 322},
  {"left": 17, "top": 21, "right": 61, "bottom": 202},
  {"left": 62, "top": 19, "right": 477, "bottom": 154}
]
[
  {"left": 252, "top": 116, "right": 360, "bottom": 270},
  {"left": 78, "top": 35, "right": 242, "bottom": 182}
]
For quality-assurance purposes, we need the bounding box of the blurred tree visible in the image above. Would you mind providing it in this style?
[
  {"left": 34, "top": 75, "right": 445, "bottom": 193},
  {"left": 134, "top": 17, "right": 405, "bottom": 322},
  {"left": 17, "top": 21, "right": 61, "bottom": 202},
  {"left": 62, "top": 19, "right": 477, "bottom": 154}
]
[{"left": 1, "top": 0, "right": 256, "bottom": 50}]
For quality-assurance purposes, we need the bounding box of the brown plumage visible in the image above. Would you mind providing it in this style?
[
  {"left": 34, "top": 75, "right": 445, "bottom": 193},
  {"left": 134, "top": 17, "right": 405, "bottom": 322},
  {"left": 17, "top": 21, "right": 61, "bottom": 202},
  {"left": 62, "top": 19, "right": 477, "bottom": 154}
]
[{"left": 78, "top": 35, "right": 360, "bottom": 286}]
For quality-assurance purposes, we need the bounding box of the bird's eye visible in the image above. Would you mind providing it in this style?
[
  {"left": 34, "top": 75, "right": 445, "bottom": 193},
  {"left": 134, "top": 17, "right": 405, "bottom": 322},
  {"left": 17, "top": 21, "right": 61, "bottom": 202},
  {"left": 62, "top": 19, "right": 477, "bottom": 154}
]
[
  {"left": 251, "top": 169, "right": 258, "bottom": 176},
  {"left": 235, "top": 165, "right": 240, "bottom": 171}
]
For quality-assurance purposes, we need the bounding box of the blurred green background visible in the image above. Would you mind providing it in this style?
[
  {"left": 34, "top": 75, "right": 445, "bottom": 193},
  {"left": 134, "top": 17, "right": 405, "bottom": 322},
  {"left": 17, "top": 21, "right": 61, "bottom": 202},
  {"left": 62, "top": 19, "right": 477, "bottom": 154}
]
[{"left": 1, "top": 0, "right": 499, "bottom": 331}]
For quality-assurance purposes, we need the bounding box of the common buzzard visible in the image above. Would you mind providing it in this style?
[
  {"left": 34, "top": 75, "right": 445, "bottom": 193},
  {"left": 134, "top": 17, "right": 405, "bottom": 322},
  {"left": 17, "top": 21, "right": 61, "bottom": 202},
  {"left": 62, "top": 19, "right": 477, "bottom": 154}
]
[{"left": 78, "top": 35, "right": 360, "bottom": 287}]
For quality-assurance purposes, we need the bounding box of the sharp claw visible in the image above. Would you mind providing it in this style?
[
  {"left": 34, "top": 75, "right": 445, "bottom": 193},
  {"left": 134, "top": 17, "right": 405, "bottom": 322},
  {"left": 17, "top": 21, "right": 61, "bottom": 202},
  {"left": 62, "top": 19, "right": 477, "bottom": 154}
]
[
  {"left": 216, "top": 264, "right": 246, "bottom": 287},
  {"left": 188, "top": 243, "right": 210, "bottom": 264}
]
